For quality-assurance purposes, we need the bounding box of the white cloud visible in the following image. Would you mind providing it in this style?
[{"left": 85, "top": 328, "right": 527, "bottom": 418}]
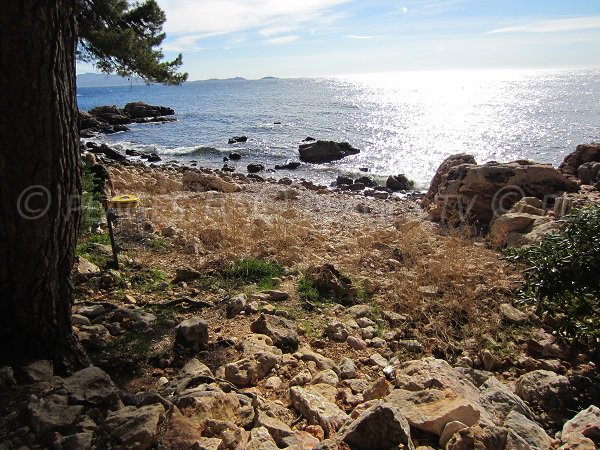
[
  {"left": 265, "top": 35, "right": 301, "bottom": 45},
  {"left": 157, "top": 0, "right": 349, "bottom": 36},
  {"left": 345, "top": 34, "right": 380, "bottom": 40},
  {"left": 488, "top": 16, "right": 600, "bottom": 34}
]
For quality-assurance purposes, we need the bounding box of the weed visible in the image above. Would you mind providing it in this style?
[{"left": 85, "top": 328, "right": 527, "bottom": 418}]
[
  {"left": 224, "top": 258, "right": 284, "bottom": 290},
  {"left": 148, "top": 236, "right": 168, "bottom": 251},
  {"left": 106, "top": 330, "right": 151, "bottom": 372},
  {"left": 298, "top": 276, "right": 320, "bottom": 302},
  {"left": 76, "top": 232, "right": 114, "bottom": 269},
  {"left": 80, "top": 162, "right": 106, "bottom": 233}
]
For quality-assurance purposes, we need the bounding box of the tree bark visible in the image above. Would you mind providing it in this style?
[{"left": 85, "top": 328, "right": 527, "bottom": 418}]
[{"left": 0, "top": 1, "right": 87, "bottom": 371}]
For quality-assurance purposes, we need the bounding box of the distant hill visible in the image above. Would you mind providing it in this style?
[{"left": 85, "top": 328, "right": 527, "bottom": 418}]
[{"left": 77, "top": 73, "right": 145, "bottom": 87}]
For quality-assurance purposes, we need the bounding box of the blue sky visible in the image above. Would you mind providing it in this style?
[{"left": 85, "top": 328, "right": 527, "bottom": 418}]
[{"left": 77, "top": 0, "right": 600, "bottom": 80}]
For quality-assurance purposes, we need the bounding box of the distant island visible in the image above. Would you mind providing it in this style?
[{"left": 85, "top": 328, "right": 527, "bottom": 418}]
[
  {"left": 77, "top": 73, "right": 145, "bottom": 87},
  {"left": 78, "top": 73, "right": 280, "bottom": 87}
]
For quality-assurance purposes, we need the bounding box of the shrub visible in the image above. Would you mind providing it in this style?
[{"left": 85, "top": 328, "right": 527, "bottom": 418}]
[
  {"left": 505, "top": 205, "right": 600, "bottom": 349},
  {"left": 80, "top": 162, "right": 105, "bottom": 233},
  {"left": 298, "top": 276, "right": 320, "bottom": 302}
]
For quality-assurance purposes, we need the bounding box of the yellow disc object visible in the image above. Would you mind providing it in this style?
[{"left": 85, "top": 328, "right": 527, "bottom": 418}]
[{"left": 107, "top": 194, "right": 140, "bottom": 208}]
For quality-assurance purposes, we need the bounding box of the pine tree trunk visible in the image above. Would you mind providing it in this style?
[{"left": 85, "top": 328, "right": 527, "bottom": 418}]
[{"left": 0, "top": 1, "right": 87, "bottom": 371}]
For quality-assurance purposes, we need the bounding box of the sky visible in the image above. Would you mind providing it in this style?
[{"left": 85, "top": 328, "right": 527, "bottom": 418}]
[{"left": 77, "top": 0, "right": 600, "bottom": 80}]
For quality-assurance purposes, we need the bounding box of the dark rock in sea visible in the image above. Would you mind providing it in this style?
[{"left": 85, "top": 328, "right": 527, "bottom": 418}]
[
  {"left": 223, "top": 157, "right": 229, "bottom": 162},
  {"left": 222, "top": 164, "right": 235, "bottom": 172},
  {"left": 298, "top": 140, "right": 360, "bottom": 163},
  {"left": 125, "top": 149, "right": 142, "bottom": 157},
  {"left": 349, "top": 183, "right": 365, "bottom": 191},
  {"left": 359, "top": 167, "right": 369, "bottom": 172},
  {"left": 386, "top": 174, "right": 414, "bottom": 191},
  {"left": 88, "top": 105, "right": 131, "bottom": 125},
  {"left": 274, "top": 121, "right": 282, "bottom": 125},
  {"left": 123, "top": 102, "right": 174, "bottom": 119},
  {"left": 228, "top": 136, "right": 248, "bottom": 144},
  {"left": 275, "top": 162, "right": 301, "bottom": 170},
  {"left": 111, "top": 124, "right": 130, "bottom": 133},
  {"left": 303, "top": 137, "right": 316, "bottom": 142},
  {"left": 355, "top": 176, "right": 377, "bottom": 188},
  {"left": 247, "top": 174, "right": 265, "bottom": 182},
  {"left": 87, "top": 143, "right": 126, "bottom": 161},
  {"left": 229, "top": 153, "right": 242, "bottom": 160},
  {"left": 147, "top": 153, "right": 162, "bottom": 163},
  {"left": 247, "top": 163, "right": 265, "bottom": 173},
  {"left": 336, "top": 176, "right": 354, "bottom": 186}
]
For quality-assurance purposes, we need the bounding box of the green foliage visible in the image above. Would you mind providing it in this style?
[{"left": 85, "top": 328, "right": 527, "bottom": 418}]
[
  {"left": 76, "top": 0, "right": 187, "bottom": 84},
  {"left": 505, "top": 205, "right": 600, "bottom": 348},
  {"left": 148, "top": 236, "right": 168, "bottom": 251},
  {"left": 298, "top": 276, "right": 321, "bottom": 302},
  {"left": 77, "top": 232, "right": 113, "bottom": 269},
  {"left": 106, "top": 330, "right": 151, "bottom": 372},
  {"left": 80, "top": 163, "right": 105, "bottom": 233},
  {"left": 126, "top": 267, "right": 167, "bottom": 293},
  {"left": 224, "top": 258, "right": 284, "bottom": 290}
]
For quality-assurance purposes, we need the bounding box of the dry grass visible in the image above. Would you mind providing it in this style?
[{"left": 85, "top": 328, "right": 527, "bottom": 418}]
[{"left": 108, "top": 163, "right": 524, "bottom": 360}]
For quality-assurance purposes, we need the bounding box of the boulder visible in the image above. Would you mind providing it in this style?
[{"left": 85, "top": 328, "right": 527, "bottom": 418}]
[
  {"left": 503, "top": 410, "right": 553, "bottom": 450},
  {"left": 386, "top": 174, "right": 414, "bottom": 191},
  {"left": 304, "top": 264, "right": 356, "bottom": 304},
  {"left": 182, "top": 170, "right": 241, "bottom": 193},
  {"left": 288, "top": 386, "right": 349, "bottom": 437},
  {"left": 168, "top": 358, "right": 213, "bottom": 394},
  {"left": 250, "top": 314, "right": 300, "bottom": 352},
  {"left": 224, "top": 353, "right": 280, "bottom": 387},
  {"left": 123, "top": 102, "right": 174, "bottom": 119},
  {"left": 64, "top": 366, "right": 123, "bottom": 410},
  {"left": 29, "top": 399, "right": 84, "bottom": 434},
  {"left": 89, "top": 105, "right": 131, "bottom": 125},
  {"left": 76, "top": 256, "right": 101, "bottom": 280},
  {"left": 105, "top": 404, "right": 165, "bottom": 450},
  {"left": 339, "top": 404, "right": 414, "bottom": 450},
  {"left": 20, "top": 360, "right": 54, "bottom": 383},
  {"left": 578, "top": 161, "right": 600, "bottom": 185},
  {"left": 426, "top": 159, "right": 577, "bottom": 226},
  {"left": 173, "top": 267, "right": 202, "bottom": 283},
  {"left": 559, "top": 143, "right": 600, "bottom": 178},
  {"left": 422, "top": 153, "right": 477, "bottom": 207},
  {"left": 385, "top": 388, "right": 480, "bottom": 436},
  {"left": 515, "top": 370, "right": 575, "bottom": 429},
  {"left": 561, "top": 405, "right": 600, "bottom": 446},
  {"left": 298, "top": 140, "right": 360, "bottom": 163}
]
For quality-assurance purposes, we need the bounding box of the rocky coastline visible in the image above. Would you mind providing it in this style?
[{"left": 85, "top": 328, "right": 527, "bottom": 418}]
[{"left": 1, "top": 104, "right": 599, "bottom": 449}]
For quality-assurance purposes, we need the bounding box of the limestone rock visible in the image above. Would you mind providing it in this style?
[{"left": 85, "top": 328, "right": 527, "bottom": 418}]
[
  {"left": 339, "top": 403, "right": 414, "bottom": 450},
  {"left": 64, "top": 366, "right": 123, "bottom": 410},
  {"left": 288, "top": 386, "right": 349, "bottom": 437},
  {"left": 386, "top": 174, "right": 414, "bottom": 191},
  {"left": 105, "top": 404, "right": 165, "bottom": 450},
  {"left": 305, "top": 264, "right": 356, "bottom": 304},
  {"left": 29, "top": 398, "right": 84, "bottom": 434},
  {"left": 423, "top": 153, "right": 477, "bottom": 207},
  {"left": 503, "top": 410, "right": 553, "bottom": 450},
  {"left": 175, "top": 317, "right": 209, "bottom": 351},
  {"left": 183, "top": 170, "right": 241, "bottom": 193},
  {"left": 561, "top": 405, "right": 600, "bottom": 445},
  {"left": 427, "top": 159, "right": 577, "bottom": 226},
  {"left": 250, "top": 314, "right": 299, "bottom": 352},
  {"left": 559, "top": 143, "right": 600, "bottom": 178},
  {"left": 385, "top": 388, "right": 480, "bottom": 436}
]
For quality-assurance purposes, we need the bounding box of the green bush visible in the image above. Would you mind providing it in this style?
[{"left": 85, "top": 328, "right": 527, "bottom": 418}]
[{"left": 505, "top": 205, "right": 600, "bottom": 349}]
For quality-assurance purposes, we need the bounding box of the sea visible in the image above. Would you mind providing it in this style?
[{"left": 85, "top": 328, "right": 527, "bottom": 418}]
[{"left": 77, "top": 69, "right": 600, "bottom": 190}]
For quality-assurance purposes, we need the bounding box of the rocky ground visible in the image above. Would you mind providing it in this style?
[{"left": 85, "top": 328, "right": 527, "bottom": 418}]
[{"left": 1, "top": 144, "right": 600, "bottom": 449}]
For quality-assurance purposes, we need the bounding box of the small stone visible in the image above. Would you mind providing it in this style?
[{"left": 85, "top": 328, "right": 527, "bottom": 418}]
[
  {"left": 339, "top": 358, "right": 357, "bottom": 380},
  {"left": 362, "top": 377, "right": 391, "bottom": 401},
  {"left": 265, "top": 376, "right": 283, "bottom": 390},
  {"left": 481, "top": 350, "right": 496, "bottom": 371},
  {"left": 369, "top": 353, "right": 388, "bottom": 368},
  {"left": 72, "top": 314, "right": 91, "bottom": 326},
  {"left": 20, "top": 360, "right": 53, "bottom": 383},
  {"left": 347, "top": 336, "right": 367, "bottom": 350},
  {"left": 77, "top": 304, "right": 106, "bottom": 319},
  {"left": 175, "top": 317, "right": 209, "bottom": 351},
  {"left": 311, "top": 370, "right": 339, "bottom": 387},
  {"left": 499, "top": 303, "right": 528, "bottom": 324}
]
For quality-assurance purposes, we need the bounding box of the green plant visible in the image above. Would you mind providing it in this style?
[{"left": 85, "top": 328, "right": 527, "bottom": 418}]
[
  {"left": 80, "top": 164, "right": 106, "bottom": 233},
  {"left": 76, "top": 232, "right": 113, "bottom": 269},
  {"left": 505, "top": 205, "right": 600, "bottom": 349},
  {"left": 298, "top": 276, "right": 320, "bottom": 302},
  {"left": 148, "top": 236, "right": 168, "bottom": 251},
  {"left": 224, "top": 258, "right": 284, "bottom": 290}
]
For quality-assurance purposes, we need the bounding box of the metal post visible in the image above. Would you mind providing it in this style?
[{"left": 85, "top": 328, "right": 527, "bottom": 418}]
[{"left": 105, "top": 208, "right": 119, "bottom": 270}]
